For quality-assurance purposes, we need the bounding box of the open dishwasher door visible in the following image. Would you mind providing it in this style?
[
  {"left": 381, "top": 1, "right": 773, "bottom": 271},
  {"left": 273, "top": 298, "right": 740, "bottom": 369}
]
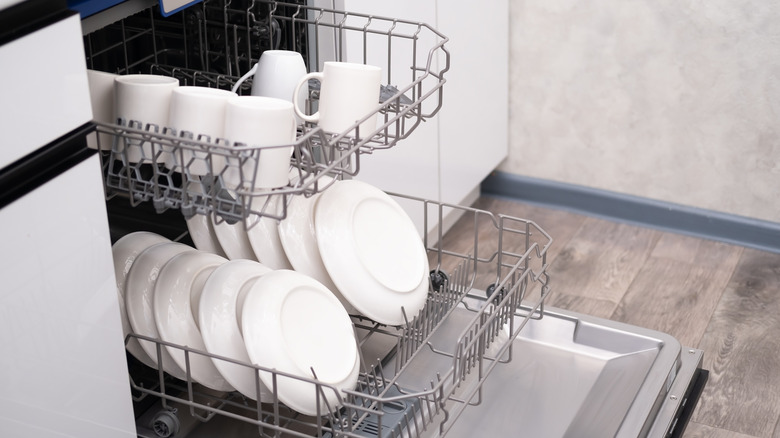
[{"left": 381, "top": 296, "right": 707, "bottom": 438}]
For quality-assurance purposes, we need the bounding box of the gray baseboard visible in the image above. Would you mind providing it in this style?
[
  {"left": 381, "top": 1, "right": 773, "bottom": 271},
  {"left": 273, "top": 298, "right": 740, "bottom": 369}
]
[{"left": 482, "top": 171, "right": 780, "bottom": 254}]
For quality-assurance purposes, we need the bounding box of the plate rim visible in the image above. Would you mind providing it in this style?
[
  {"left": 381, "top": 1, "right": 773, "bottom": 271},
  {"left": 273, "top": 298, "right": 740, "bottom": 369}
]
[
  {"left": 152, "top": 249, "right": 233, "bottom": 391},
  {"left": 198, "top": 259, "right": 273, "bottom": 400},
  {"left": 124, "top": 241, "right": 194, "bottom": 380},
  {"left": 112, "top": 231, "right": 171, "bottom": 369}
]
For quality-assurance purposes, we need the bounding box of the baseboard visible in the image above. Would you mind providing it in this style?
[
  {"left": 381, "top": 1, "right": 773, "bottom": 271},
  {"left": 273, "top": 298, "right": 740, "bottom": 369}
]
[{"left": 482, "top": 171, "right": 780, "bottom": 254}]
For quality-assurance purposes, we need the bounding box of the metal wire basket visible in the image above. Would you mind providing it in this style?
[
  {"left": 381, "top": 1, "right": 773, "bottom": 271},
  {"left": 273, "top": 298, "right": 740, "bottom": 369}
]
[
  {"left": 86, "top": 0, "right": 449, "bottom": 222},
  {"left": 126, "top": 193, "right": 552, "bottom": 438}
]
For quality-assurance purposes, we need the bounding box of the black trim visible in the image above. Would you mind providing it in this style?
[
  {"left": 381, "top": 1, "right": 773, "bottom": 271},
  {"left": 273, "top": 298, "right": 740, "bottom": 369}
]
[
  {"left": 669, "top": 368, "right": 709, "bottom": 438},
  {"left": 0, "top": 123, "right": 96, "bottom": 210},
  {"left": 0, "top": 0, "right": 71, "bottom": 46},
  {"left": 482, "top": 172, "right": 780, "bottom": 254}
]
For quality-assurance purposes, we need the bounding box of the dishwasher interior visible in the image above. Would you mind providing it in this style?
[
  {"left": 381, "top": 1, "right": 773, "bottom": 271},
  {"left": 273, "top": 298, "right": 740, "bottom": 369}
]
[{"left": 81, "top": 1, "right": 708, "bottom": 437}]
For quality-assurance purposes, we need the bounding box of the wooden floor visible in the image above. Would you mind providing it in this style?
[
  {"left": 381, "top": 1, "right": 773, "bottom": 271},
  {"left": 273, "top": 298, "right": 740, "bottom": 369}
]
[{"left": 442, "top": 195, "right": 780, "bottom": 438}]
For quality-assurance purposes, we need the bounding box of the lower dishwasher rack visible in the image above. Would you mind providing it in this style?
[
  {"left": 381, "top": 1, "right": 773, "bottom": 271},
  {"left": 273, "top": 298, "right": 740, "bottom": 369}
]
[{"left": 122, "top": 193, "right": 554, "bottom": 438}]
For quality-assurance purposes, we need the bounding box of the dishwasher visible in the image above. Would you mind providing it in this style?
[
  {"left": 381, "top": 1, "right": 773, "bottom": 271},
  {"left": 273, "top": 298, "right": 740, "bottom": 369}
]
[{"left": 1, "top": 1, "right": 707, "bottom": 437}]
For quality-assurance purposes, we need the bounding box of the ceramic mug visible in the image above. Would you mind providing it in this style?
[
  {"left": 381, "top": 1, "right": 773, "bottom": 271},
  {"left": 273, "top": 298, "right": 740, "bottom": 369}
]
[
  {"left": 86, "top": 70, "right": 118, "bottom": 151},
  {"left": 114, "top": 74, "right": 179, "bottom": 163},
  {"left": 222, "top": 96, "right": 297, "bottom": 190},
  {"left": 293, "top": 61, "right": 381, "bottom": 137},
  {"left": 232, "top": 50, "right": 307, "bottom": 115},
  {"left": 167, "top": 86, "right": 236, "bottom": 176}
]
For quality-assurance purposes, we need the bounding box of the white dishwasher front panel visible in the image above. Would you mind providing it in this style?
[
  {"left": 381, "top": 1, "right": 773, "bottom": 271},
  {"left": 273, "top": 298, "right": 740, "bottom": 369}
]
[
  {"left": 0, "top": 153, "right": 136, "bottom": 438},
  {"left": 0, "top": 11, "right": 92, "bottom": 169}
]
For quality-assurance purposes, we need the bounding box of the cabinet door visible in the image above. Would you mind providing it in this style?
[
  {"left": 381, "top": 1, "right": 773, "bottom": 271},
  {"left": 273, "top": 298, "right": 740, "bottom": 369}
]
[{"left": 437, "top": 1, "right": 508, "bottom": 207}]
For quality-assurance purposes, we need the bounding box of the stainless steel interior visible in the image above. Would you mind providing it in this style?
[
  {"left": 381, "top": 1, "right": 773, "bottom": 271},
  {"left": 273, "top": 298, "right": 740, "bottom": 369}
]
[{"left": 387, "top": 297, "right": 693, "bottom": 438}]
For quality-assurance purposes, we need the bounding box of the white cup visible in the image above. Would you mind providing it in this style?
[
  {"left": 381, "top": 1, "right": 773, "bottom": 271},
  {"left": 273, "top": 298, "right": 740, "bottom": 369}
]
[
  {"left": 87, "top": 70, "right": 117, "bottom": 151},
  {"left": 168, "top": 86, "right": 236, "bottom": 176},
  {"left": 293, "top": 61, "right": 382, "bottom": 137},
  {"left": 114, "top": 74, "right": 179, "bottom": 163},
  {"left": 233, "top": 50, "right": 307, "bottom": 112},
  {"left": 223, "top": 96, "right": 297, "bottom": 189}
]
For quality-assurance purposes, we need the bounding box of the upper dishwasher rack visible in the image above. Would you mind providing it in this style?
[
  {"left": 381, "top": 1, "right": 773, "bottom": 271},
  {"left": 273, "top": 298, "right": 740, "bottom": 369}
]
[{"left": 85, "top": 0, "right": 449, "bottom": 222}]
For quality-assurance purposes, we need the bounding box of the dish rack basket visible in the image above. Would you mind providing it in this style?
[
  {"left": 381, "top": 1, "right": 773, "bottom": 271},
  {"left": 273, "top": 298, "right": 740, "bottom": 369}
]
[
  {"left": 127, "top": 193, "right": 552, "bottom": 438},
  {"left": 85, "top": 0, "right": 449, "bottom": 222}
]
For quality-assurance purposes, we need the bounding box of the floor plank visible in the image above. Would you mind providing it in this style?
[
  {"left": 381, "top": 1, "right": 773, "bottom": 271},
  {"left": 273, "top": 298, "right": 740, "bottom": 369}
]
[
  {"left": 545, "top": 292, "right": 616, "bottom": 320},
  {"left": 546, "top": 216, "right": 661, "bottom": 313},
  {"left": 685, "top": 421, "right": 759, "bottom": 438},
  {"left": 611, "top": 234, "right": 743, "bottom": 348},
  {"left": 692, "top": 248, "right": 780, "bottom": 437}
]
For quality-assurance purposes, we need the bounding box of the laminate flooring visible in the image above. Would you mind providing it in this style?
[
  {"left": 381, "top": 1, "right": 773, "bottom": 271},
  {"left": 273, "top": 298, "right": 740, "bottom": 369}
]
[{"left": 440, "top": 195, "right": 780, "bottom": 438}]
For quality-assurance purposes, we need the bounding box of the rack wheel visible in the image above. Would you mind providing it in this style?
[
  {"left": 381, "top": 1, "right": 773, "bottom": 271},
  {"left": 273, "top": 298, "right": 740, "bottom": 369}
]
[
  {"left": 152, "top": 408, "right": 180, "bottom": 437},
  {"left": 486, "top": 283, "right": 506, "bottom": 300},
  {"left": 429, "top": 270, "right": 449, "bottom": 292}
]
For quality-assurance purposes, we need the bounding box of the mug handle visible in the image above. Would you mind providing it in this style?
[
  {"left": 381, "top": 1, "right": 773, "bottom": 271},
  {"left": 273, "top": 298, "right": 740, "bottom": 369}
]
[
  {"left": 231, "top": 63, "right": 258, "bottom": 94},
  {"left": 293, "top": 72, "right": 323, "bottom": 124}
]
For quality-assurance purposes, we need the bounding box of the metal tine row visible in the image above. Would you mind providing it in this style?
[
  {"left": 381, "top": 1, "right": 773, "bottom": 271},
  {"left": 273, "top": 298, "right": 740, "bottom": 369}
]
[{"left": 396, "top": 256, "right": 473, "bottom": 367}]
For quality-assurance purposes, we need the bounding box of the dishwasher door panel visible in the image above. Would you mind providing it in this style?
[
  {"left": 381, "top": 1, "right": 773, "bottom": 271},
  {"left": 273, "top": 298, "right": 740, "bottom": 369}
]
[{"left": 0, "top": 153, "right": 136, "bottom": 437}]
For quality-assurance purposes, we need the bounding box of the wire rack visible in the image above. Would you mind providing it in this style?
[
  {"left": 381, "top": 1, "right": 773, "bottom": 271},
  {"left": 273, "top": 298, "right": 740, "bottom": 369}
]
[
  {"left": 86, "top": 0, "right": 449, "bottom": 222},
  {"left": 127, "top": 193, "right": 552, "bottom": 438}
]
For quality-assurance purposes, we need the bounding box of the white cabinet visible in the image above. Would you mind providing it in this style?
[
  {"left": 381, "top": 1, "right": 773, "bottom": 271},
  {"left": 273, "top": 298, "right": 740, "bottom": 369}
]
[{"left": 309, "top": 0, "right": 508, "bottom": 236}]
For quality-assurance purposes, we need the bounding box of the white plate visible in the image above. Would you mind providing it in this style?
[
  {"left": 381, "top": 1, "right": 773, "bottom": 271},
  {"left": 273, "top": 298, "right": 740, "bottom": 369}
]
[
  {"left": 153, "top": 250, "right": 233, "bottom": 391},
  {"left": 184, "top": 181, "right": 227, "bottom": 257},
  {"left": 125, "top": 242, "right": 195, "bottom": 380},
  {"left": 241, "top": 270, "right": 360, "bottom": 416},
  {"left": 199, "top": 259, "right": 273, "bottom": 401},
  {"left": 246, "top": 195, "right": 293, "bottom": 270},
  {"left": 277, "top": 177, "right": 356, "bottom": 313},
  {"left": 186, "top": 213, "right": 227, "bottom": 257},
  {"left": 112, "top": 231, "right": 170, "bottom": 369},
  {"left": 315, "top": 180, "right": 429, "bottom": 325},
  {"left": 212, "top": 217, "right": 257, "bottom": 261}
]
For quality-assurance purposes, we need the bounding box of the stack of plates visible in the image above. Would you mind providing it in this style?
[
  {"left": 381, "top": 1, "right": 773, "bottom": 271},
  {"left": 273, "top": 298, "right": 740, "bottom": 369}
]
[
  {"left": 112, "top": 232, "right": 361, "bottom": 413},
  {"left": 185, "top": 179, "right": 430, "bottom": 325},
  {"left": 112, "top": 179, "right": 430, "bottom": 414}
]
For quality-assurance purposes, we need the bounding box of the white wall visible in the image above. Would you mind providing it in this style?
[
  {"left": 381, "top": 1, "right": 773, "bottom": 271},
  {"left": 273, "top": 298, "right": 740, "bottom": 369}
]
[{"left": 503, "top": 0, "right": 780, "bottom": 223}]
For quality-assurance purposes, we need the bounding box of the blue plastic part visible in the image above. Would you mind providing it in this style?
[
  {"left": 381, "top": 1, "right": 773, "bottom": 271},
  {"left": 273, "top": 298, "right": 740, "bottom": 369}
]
[
  {"left": 66, "top": 0, "right": 202, "bottom": 18},
  {"left": 66, "top": 0, "right": 125, "bottom": 18}
]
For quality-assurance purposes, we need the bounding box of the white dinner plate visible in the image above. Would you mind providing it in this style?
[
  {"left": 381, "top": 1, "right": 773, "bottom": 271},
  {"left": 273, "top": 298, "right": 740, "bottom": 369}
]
[
  {"left": 246, "top": 195, "right": 293, "bottom": 270},
  {"left": 212, "top": 217, "right": 257, "bottom": 261},
  {"left": 125, "top": 242, "right": 195, "bottom": 380},
  {"left": 315, "top": 180, "right": 429, "bottom": 325},
  {"left": 241, "top": 270, "right": 360, "bottom": 416},
  {"left": 276, "top": 176, "right": 356, "bottom": 313},
  {"left": 186, "top": 213, "right": 227, "bottom": 257},
  {"left": 112, "top": 231, "right": 170, "bottom": 369},
  {"left": 184, "top": 181, "right": 228, "bottom": 257},
  {"left": 153, "top": 250, "right": 233, "bottom": 392},
  {"left": 198, "top": 259, "right": 273, "bottom": 401}
]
